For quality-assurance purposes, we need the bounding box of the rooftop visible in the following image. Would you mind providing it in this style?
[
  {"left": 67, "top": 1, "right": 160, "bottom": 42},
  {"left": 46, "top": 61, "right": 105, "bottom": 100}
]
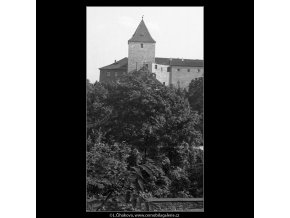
[
  {"left": 99, "top": 58, "right": 128, "bottom": 70},
  {"left": 156, "top": 57, "right": 204, "bottom": 67},
  {"left": 128, "top": 19, "right": 156, "bottom": 43},
  {"left": 99, "top": 57, "right": 203, "bottom": 70}
]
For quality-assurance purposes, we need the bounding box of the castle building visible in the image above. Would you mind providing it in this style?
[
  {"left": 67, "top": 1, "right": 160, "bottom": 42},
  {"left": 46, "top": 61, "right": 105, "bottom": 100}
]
[{"left": 99, "top": 18, "right": 204, "bottom": 88}]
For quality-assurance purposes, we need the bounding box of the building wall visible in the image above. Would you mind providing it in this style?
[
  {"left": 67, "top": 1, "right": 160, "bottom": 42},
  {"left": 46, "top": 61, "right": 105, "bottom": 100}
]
[
  {"left": 151, "top": 63, "right": 170, "bottom": 86},
  {"left": 170, "top": 66, "right": 204, "bottom": 89},
  {"left": 128, "top": 42, "right": 155, "bottom": 73},
  {"left": 99, "top": 69, "right": 127, "bottom": 83}
]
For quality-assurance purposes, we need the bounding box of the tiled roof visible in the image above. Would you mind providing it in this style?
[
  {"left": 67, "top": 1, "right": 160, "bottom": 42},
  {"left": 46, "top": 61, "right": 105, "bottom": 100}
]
[
  {"left": 155, "top": 57, "right": 170, "bottom": 65},
  {"left": 99, "top": 58, "right": 128, "bottom": 70},
  {"left": 128, "top": 19, "right": 156, "bottom": 43},
  {"left": 156, "top": 57, "right": 204, "bottom": 67},
  {"left": 99, "top": 57, "right": 204, "bottom": 70}
]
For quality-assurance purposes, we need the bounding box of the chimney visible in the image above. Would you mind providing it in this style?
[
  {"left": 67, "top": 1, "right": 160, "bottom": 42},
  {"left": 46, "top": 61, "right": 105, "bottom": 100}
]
[{"left": 114, "top": 60, "right": 116, "bottom": 63}]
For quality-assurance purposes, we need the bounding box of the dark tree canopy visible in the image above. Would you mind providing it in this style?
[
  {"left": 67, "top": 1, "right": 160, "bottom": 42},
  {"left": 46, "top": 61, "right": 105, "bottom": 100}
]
[
  {"left": 86, "top": 69, "right": 204, "bottom": 211},
  {"left": 187, "top": 77, "right": 203, "bottom": 114}
]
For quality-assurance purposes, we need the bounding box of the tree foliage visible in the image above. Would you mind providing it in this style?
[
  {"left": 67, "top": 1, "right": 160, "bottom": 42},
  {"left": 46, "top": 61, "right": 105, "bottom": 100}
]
[
  {"left": 86, "top": 70, "right": 204, "bottom": 211},
  {"left": 186, "top": 77, "right": 204, "bottom": 136},
  {"left": 187, "top": 77, "right": 203, "bottom": 114}
]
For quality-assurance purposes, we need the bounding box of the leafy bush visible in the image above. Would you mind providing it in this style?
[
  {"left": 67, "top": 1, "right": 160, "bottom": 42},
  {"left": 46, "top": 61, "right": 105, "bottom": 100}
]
[{"left": 86, "top": 70, "right": 204, "bottom": 210}]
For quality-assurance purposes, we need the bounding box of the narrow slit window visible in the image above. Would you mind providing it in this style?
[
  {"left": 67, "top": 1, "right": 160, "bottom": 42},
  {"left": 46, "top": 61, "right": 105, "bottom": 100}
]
[{"left": 141, "top": 43, "right": 143, "bottom": 48}]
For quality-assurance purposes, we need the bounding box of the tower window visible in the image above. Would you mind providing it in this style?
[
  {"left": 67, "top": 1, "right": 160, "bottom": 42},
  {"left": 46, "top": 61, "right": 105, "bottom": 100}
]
[
  {"left": 188, "top": 69, "right": 190, "bottom": 72},
  {"left": 177, "top": 69, "right": 180, "bottom": 72},
  {"left": 197, "top": 69, "right": 201, "bottom": 72},
  {"left": 141, "top": 43, "right": 143, "bottom": 48},
  {"left": 155, "top": 65, "right": 157, "bottom": 69}
]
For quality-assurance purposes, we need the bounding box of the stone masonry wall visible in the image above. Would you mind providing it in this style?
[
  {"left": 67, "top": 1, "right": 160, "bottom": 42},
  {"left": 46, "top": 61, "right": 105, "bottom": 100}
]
[
  {"left": 151, "top": 63, "right": 170, "bottom": 86},
  {"left": 128, "top": 42, "right": 155, "bottom": 73},
  {"left": 147, "top": 201, "right": 203, "bottom": 211},
  {"left": 170, "top": 66, "right": 204, "bottom": 89},
  {"left": 99, "top": 69, "right": 127, "bottom": 83}
]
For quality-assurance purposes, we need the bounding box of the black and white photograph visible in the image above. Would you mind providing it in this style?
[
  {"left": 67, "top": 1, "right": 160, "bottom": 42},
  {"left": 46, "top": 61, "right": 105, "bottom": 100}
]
[
  {"left": 6, "top": 0, "right": 285, "bottom": 217},
  {"left": 86, "top": 7, "right": 204, "bottom": 212}
]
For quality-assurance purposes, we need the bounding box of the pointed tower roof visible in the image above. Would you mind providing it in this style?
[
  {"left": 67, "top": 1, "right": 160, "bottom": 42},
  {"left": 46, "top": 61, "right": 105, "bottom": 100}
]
[{"left": 128, "top": 18, "right": 156, "bottom": 43}]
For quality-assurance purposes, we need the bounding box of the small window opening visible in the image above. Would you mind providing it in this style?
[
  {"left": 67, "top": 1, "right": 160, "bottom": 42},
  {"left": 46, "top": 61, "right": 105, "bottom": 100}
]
[
  {"left": 188, "top": 69, "right": 190, "bottom": 72},
  {"left": 141, "top": 44, "right": 143, "bottom": 48},
  {"left": 155, "top": 65, "right": 157, "bottom": 69}
]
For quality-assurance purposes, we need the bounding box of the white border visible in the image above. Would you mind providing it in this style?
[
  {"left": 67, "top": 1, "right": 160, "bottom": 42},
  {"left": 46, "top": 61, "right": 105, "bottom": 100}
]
[
  {"left": 0, "top": 1, "right": 36, "bottom": 218},
  {"left": 255, "top": 1, "right": 290, "bottom": 218}
]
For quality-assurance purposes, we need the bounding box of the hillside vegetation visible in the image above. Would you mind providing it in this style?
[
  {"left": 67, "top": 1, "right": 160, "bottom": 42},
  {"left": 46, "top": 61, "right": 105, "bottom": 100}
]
[{"left": 87, "top": 69, "right": 204, "bottom": 211}]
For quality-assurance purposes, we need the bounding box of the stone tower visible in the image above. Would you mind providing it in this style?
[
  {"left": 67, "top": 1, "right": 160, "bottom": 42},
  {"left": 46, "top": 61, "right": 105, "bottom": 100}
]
[{"left": 128, "top": 18, "right": 156, "bottom": 73}]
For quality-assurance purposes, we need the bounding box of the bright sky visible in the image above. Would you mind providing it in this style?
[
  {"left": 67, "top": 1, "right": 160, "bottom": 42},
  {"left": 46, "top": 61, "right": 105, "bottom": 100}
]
[{"left": 87, "top": 7, "right": 203, "bottom": 83}]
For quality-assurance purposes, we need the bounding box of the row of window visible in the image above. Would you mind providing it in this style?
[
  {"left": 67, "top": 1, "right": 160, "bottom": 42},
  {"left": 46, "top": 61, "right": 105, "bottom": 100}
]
[
  {"left": 106, "top": 72, "right": 126, "bottom": 77},
  {"left": 177, "top": 68, "right": 201, "bottom": 73},
  {"left": 154, "top": 65, "right": 202, "bottom": 73},
  {"left": 105, "top": 69, "right": 201, "bottom": 77},
  {"left": 154, "top": 65, "right": 170, "bottom": 72}
]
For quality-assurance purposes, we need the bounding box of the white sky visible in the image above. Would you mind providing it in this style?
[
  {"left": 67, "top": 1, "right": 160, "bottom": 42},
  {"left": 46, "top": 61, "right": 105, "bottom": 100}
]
[{"left": 87, "top": 7, "right": 203, "bottom": 83}]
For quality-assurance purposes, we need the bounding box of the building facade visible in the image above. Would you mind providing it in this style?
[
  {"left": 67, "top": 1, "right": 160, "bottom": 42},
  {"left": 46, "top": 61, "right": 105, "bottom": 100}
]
[
  {"left": 99, "top": 18, "right": 203, "bottom": 89},
  {"left": 127, "top": 19, "right": 156, "bottom": 73}
]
